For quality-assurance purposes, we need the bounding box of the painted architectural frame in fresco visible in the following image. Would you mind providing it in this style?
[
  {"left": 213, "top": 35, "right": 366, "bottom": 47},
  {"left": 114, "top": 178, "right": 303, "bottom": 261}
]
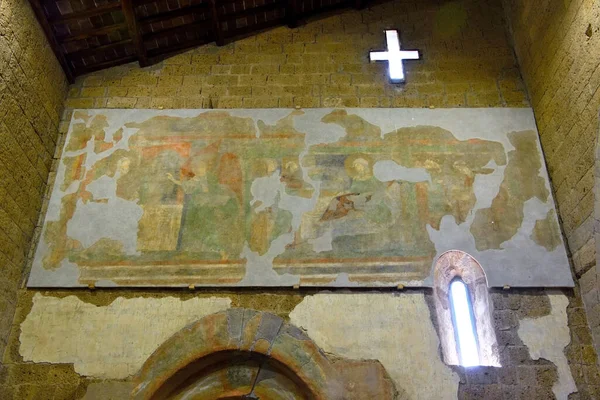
[{"left": 28, "top": 108, "right": 573, "bottom": 288}]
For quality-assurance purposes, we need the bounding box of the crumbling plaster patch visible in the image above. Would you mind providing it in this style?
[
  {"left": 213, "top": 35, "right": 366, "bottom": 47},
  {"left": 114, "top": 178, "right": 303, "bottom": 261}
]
[
  {"left": 289, "top": 293, "right": 459, "bottom": 400},
  {"left": 19, "top": 294, "right": 231, "bottom": 379},
  {"left": 517, "top": 293, "right": 576, "bottom": 400}
]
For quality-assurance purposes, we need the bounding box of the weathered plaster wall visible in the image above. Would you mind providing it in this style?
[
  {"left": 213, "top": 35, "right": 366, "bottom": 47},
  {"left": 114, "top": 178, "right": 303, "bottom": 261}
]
[
  {"left": 3, "top": 289, "right": 599, "bottom": 399},
  {"left": 457, "top": 289, "right": 600, "bottom": 399},
  {"left": 289, "top": 293, "right": 460, "bottom": 400},
  {"left": 0, "top": 290, "right": 305, "bottom": 398},
  {"left": 290, "top": 291, "right": 600, "bottom": 400},
  {"left": 502, "top": 0, "right": 600, "bottom": 354},
  {"left": 19, "top": 294, "right": 231, "bottom": 379},
  {"left": 0, "top": 0, "right": 68, "bottom": 359},
  {"left": 3, "top": 0, "right": 600, "bottom": 398},
  {"left": 518, "top": 294, "right": 576, "bottom": 399}
]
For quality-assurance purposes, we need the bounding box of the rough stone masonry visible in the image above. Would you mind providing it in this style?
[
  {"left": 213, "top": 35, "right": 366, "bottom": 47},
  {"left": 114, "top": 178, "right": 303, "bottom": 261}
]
[{"left": 1, "top": 0, "right": 600, "bottom": 398}]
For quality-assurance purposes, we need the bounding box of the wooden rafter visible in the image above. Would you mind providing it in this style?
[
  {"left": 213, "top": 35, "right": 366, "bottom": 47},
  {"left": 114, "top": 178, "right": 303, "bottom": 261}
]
[
  {"left": 287, "top": 0, "right": 299, "bottom": 28},
  {"left": 57, "top": 23, "right": 128, "bottom": 43},
  {"left": 28, "top": 0, "right": 371, "bottom": 79},
  {"left": 48, "top": 3, "right": 122, "bottom": 23},
  {"left": 143, "top": 20, "right": 212, "bottom": 42},
  {"left": 218, "top": 1, "right": 283, "bottom": 22},
  {"left": 122, "top": 0, "right": 148, "bottom": 67},
  {"left": 28, "top": 0, "right": 75, "bottom": 82},
  {"left": 146, "top": 35, "right": 212, "bottom": 61},
  {"left": 77, "top": 55, "right": 137, "bottom": 75},
  {"left": 138, "top": 3, "right": 210, "bottom": 25},
  {"left": 209, "top": 0, "right": 225, "bottom": 46},
  {"left": 355, "top": 0, "right": 366, "bottom": 10},
  {"left": 65, "top": 39, "right": 133, "bottom": 58}
]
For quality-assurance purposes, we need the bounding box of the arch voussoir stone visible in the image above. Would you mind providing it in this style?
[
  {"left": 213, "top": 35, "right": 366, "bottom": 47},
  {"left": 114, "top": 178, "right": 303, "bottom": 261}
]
[{"left": 131, "top": 308, "right": 347, "bottom": 400}]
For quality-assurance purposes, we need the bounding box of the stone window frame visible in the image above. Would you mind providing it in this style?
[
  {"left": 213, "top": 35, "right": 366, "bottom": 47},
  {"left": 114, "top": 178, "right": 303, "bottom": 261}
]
[{"left": 433, "top": 250, "right": 500, "bottom": 367}]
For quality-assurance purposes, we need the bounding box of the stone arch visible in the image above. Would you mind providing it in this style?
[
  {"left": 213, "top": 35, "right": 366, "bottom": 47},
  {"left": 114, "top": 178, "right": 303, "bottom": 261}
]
[
  {"left": 131, "top": 308, "right": 347, "bottom": 399},
  {"left": 433, "top": 250, "right": 500, "bottom": 367}
]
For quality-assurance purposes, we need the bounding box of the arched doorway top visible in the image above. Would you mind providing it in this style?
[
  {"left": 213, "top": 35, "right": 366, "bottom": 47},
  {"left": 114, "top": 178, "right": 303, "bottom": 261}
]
[{"left": 131, "top": 308, "right": 345, "bottom": 400}]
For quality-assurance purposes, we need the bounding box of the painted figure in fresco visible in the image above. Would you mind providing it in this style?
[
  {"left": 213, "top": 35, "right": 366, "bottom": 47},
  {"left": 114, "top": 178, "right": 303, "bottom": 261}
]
[
  {"left": 332, "top": 154, "right": 394, "bottom": 231},
  {"left": 166, "top": 148, "right": 243, "bottom": 260},
  {"left": 288, "top": 154, "right": 395, "bottom": 253},
  {"left": 137, "top": 150, "right": 183, "bottom": 206},
  {"left": 283, "top": 150, "right": 436, "bottom": 259},
  {"left": 39, "top": 110, "right": 543, "bottom": 288},
  {"left": 280, "top": 158, "right": 314, "bottom": 198},
  {"left": 246, "top": 158, "right": 294, "bottom": 256}
]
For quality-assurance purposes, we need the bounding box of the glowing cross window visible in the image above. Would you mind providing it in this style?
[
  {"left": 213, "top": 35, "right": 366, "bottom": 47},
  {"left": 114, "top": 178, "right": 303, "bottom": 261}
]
[
  {"left": 369, "top": 30, "right": 420, "bottom": 83},
  {"left": 449, "top": 279, "right": 480, "bottom": 367}
]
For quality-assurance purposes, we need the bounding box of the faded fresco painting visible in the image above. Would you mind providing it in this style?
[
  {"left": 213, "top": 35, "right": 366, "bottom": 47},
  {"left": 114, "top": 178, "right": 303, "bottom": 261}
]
[{"left": 28, "top": 108, "right": 573, "bottom": 288}]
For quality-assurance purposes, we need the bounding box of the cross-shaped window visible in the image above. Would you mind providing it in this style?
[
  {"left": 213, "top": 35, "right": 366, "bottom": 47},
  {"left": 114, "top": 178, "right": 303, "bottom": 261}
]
[{"left": 369, "top": 30, "right": 420, "bottom": 83}]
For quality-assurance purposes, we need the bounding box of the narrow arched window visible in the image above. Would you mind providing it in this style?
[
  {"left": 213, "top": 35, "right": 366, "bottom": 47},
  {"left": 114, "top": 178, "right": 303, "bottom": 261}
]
[
  {"left": 433, "top": 250, "right": 500, "bottom": 367},
  {"left": 449, "top": 279, "right": 479, "bottom": 367}
]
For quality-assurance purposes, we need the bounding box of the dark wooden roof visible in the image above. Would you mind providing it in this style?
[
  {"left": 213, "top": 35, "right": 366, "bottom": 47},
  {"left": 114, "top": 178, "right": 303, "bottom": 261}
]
[{"left": 29, "top": 0, "right": 366, "bottom": 82}]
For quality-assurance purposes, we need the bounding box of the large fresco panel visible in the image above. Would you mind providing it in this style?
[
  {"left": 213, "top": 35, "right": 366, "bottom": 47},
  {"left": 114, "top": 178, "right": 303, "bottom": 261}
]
[{"left": 27, "top": 108, "right": 573, "bottom": 288}]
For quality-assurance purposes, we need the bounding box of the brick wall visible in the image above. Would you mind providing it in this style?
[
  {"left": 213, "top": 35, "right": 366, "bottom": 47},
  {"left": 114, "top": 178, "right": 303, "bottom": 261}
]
[
  {"left": 1, "top": 288, "right": 598, "bottom": 398},
  {"left": 503, "top": 0, "right": 600, "bottom": 354},
  {"left": 0, "top": 0, "right": 68, "bottom": 358},
  {"left": 63, "top": 0, "right": 527, "bottom": 116},
  {"left": 2, "top": 0, "right": 600, "bottom": 398},
  {"left": 458, "top": 289, "right": 599, "bottom": 399}
]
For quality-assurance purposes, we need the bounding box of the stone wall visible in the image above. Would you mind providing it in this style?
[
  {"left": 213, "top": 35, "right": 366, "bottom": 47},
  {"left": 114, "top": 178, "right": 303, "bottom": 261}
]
[
  {"left": 2, "top": 0, "right": 600, "bottom": 398},
  {"left": 461, "top": 289, "right": 599, "bottom": 399},
  {"left": 0, "top": 0, "right": 68, "bottom": 358},
  {"left": 502, "top": 0, "right": 600, "bottom": 356},
  {"left": 63, "top": 0, "right": 526, "bottom": 114},
  {"left": 1, "top": 289, "right": 598, "bottom": 399}
]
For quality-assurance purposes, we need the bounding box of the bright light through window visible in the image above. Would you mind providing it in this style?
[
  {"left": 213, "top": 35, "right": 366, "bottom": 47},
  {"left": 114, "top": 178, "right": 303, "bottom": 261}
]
[{"left": 450, "top": 280, "right": 480, "bottom": 367}]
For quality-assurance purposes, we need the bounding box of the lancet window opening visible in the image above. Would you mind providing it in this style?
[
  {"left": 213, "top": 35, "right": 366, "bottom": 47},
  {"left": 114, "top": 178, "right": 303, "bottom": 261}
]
[
  {"left": 449, "top": 277, "right": 480, "bottom": 367},
  {"left": 433, "top": 250, "right": 500, "bottom": 367}
]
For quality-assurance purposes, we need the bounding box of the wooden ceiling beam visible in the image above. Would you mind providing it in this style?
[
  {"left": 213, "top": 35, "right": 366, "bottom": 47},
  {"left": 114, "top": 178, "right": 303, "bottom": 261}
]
[
  {"left": 223, "top": 16, "right": 284, "bottom": 39},
  {"left": 134, "top": 0, "right": 166, "bottom": 6},
  {"left": 143, "top": 20, "right": 212, "bottom": 42},
  {"left": 65, "top": 39, "right": 133, "bottom": 59},
  {"left": 286, "top": 0, "right": 298, "bottom": 28},
  {"left": 217, "top": 1, "right": 284, "bottom": 22},
  {"left": 75, "top": 54, "right": 137, "bottom": 75},
  {"left": 28, "top": 0, "right": 75, "bottom": 82},
  {"left": 28, "top": 0, "right": 374, "bottom": 79},
  {"left": 48, "top": 2, "right": 122, "bottom": 24},
  {"left": 139, "top": 3, "right": 210, "bottom": 25},
  {"left": 209, "top": 0, "right": 225, "bottom": 46},
  {"left": 122, "top": 0, "right": 148, "bottom": 66},
  {"left": 146, "top": 35, "right": 212, "bottom": 61},
  {"left": 57, "top": 23, "right": 128, "bottom": 43},
  {"left": 355, "top": 0, "right": 367, "bottom": 10}
]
